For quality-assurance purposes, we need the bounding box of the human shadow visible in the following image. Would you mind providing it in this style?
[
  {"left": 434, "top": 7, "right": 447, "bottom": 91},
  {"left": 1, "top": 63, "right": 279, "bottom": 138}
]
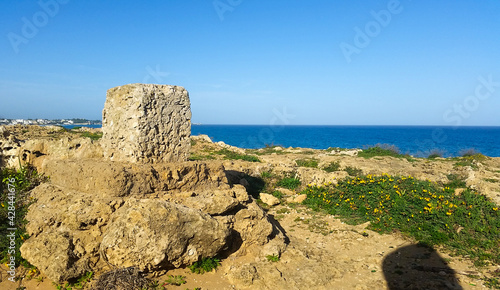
[{"left": 382, "top": 243, "right": 463, "bottom": 290}]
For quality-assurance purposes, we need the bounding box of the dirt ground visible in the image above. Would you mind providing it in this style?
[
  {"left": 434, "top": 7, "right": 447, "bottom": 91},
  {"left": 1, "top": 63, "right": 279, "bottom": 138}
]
[{"left": 0, "top": 202, "right": 495, "bottom": 289}]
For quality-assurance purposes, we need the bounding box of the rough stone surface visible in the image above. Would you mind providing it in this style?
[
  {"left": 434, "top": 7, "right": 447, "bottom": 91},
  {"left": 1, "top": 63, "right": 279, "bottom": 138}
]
[
  {"left": 293, "top": 194, "right": 307, "bottom": 203},
  {"left": 233, "top": 201, "right": 274, "bottom": 247},
  {"left": 100, "top": 199, "right": 231, "bottom": 270},
  {"left": 20, "top": 162, "right": 283, "bottom": 282},
  {"left": 21, "top": 183, "right": 118, "bottom": 282},
  {"left": 259, "top": 193, "right": 280, "bottom": 206},
  {"left": 102, "top": 84, "right": 191, "bottom": 163},
  {"left": 41, "top": 158, "right": 230, "bottom": 197},
  {"left": 0, "top": 125, "right": 103, "bottom": 169},
  {"left": 20, "top": 232, "right": 88, "bottom": 282}
]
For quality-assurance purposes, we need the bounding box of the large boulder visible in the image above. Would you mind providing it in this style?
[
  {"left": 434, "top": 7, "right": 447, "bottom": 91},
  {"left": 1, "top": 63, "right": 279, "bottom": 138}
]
[
  {"left": 102, "top": 84, "right": 191, "bottom": 163},
  {"left": 100, "top": 199, "right": 232, "bottom": 270},
  {"left": 40, "top": 158, "right": 230, "bottom": 197},
  {"left": 20, "top": 183, "right": 118, "bottom": 282}
]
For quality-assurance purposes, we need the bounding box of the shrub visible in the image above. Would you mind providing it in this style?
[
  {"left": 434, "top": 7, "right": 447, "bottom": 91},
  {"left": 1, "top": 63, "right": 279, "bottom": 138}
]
[
  {"left": 0, "top": 164, "right": 48, "bottom": 267},
  {"left": 358, "top": 144, "right": 401, "bottom": 158},
  {"left": 79, "top": 131, "right": 103, "bottom": 141},
  {"left": 344, "top": 166, "right": 363, "bottom": 177},
  {"left": 272, "top": 190, "right": 284, "bottom": 199},
  {"left": 444, "top": 174, "right": 466, "bottom": 189},
  {"left": 302, "top": 174, "right": 500, "bottom": 266},
  {"left": 217, "top": 149, "right": 260, "bottom": 162},
  {"left": 322, "top": 161, "right": 341, "bottom": 172},
  {"left": 266, "top": 254, "right": 280, "bottom": 262},
  {"left": 295, "top": 158, "right": 318, "bottom": 168},
  {"left": 261, "top": 171, "right": 273, "bottom": 178},
  {"left": 164, "top": 275, "right": 186, "bottom": 286},
  {"left": 459, "top": 148, "right": 481, "bottom": 157},
  {"left": 188, "top": 154, "right": 215, "bottom": 161},
  {"left": 427, "top": 149, "right": 445, "bottom": 159},
  {"left": 189, "top": 257, "right": 221, "bottom": 274},
  {"left": 276, "top": 177, "right": 301, "bottom": 190}
]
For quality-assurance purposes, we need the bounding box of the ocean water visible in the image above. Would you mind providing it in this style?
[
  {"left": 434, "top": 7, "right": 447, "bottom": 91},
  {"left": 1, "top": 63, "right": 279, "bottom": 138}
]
[
  {"left": 64, "top": 124, "right": 500, "bottom": 157},
  {"left": 191, "top": 125, "right": 500, "bottom": 157}
]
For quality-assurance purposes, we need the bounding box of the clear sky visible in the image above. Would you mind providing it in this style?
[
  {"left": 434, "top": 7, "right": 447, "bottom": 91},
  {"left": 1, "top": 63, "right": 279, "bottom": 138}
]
[{"left": 1, "top": 0, "right": 499, "bottom": 125}]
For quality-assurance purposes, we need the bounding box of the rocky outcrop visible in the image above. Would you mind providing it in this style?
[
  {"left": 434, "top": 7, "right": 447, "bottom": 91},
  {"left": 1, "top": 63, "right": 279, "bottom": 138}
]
[
  {"left": 12, "top": 84, "right": 287, "bottom": 284},
  {"left": 0, "top": 125, "right": 103, "bottom": 169},
  {"left": 41, "top": 159, "right": 230, "bottom": 197},
  {"left": 102, "top": 84, "right": 191, "bottom": 163},
  {"left": 100, "top": 199, "right": 231, "bottom": 270},
  {"left": 259, "top": 193, "right": 280, "bottom": 206},
  {"left": 21, "top": 165, "right": 285, "bottom": 282}
]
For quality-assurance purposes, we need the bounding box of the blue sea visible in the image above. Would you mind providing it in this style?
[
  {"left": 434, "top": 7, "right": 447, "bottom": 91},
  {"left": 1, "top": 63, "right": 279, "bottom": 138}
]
[
  {"left": 191, "top": 125, "right": 500, "bottom": 158},
  {"left": 64, "top": 124, "right": 500, "bottom": 157}
]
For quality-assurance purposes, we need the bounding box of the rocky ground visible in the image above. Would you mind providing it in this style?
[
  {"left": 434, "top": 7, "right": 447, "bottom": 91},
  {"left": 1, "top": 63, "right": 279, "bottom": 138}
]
[{"left": 1, "top": 127, "right": 500, "bottom": 289}]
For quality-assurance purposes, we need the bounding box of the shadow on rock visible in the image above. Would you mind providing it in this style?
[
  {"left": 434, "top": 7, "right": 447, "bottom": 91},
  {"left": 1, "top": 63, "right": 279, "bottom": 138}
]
[
  {"left": 382, "top": 243, "right": 463, "bottom": 290},
  {"left": 225, "top": 170, "right": 265, "bottom": 199}
]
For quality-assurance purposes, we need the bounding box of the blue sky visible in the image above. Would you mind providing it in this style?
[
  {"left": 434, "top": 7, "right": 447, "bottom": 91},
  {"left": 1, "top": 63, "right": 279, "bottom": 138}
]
[{"left": 1, "top": 0, "right": 499, "bottom": 125}]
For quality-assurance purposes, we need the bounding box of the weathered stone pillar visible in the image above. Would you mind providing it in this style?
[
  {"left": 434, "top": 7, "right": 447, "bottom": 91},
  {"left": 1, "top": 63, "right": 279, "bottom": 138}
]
[{"left": 102, "top": 83, "right": 191, "bottom": 163}]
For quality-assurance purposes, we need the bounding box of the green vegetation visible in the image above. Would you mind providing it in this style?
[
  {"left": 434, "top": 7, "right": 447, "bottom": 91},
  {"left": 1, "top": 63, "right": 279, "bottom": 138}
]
[
  {"left": 271, "top": 190, "right": 284, "bottom": 199},
  {"left": 453, "top": 153, "right": 487, "bottom": 169},
  {"left": 53, "top": 272, "right": 93, "bottom": 289},
  {"left": 276, "top": 208, "right": 290, "bottom": 214},
  {"left": 188, "top": 153, "right": 215, "bottom": 161},
  {"left": 302, "top": 174, "right": 500, "bottom": 267},
  {"left": 217, "top": 149, "right": 260, "bottom": 162},
  {"left": 79, "top": 131, "right": 103, "bottom": 141},
  {"left": 358, "top": 144, "right": 402, "bottom": 158},
  {"left": 189, "top": 257, "right": 221, "bottom": 274},
  {"left": 261, "top": 171, "right": 273, "bottom": 178},
  {"left": 276, "top": 176, "right": 301, "bottom": 190},
  {"left": 444, "top": 174, "right": 466, "bottom": 188},
  {"left": 59, "top": 127, "right": 104, "bottom": 141},
  {"left": 1, "top": 164, "right": 48, "bottom": 268},
  {"left": 164, "top": 275, "right": 187, "bottom": 286},
  {"left": 295, "top": 158, "right": 318, "bottom": 168},
  {"left": 459, "top": 148, "right": 482, "bottom": 157},
  {"left": 247, "top": 144, "right": 286, "bottom": 155},
  {"left": 358, "top": 144, "right": 416, "bottom": 162},
  {"left": 322, "top": 161, "right": 341, "bottom": 172},
  {"left": 484, "top": 178, "right": 499, "bottom": 183},
  {"left": 427, "top": 149, "right": 445, "bottom": 159},
  {"left": 188, "top": 148, "right": 259, "bottom": 162},
  {"left": 266, "top": 254, "right": 280, "bottom": 262},
  {"left": 344, "top": 166, "right": 363, "bottom": 177}
]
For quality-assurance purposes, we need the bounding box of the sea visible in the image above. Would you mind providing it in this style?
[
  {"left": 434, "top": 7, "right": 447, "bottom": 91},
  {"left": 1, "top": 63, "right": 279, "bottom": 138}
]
[{"left": 63, "top": 124, "right": 500, "bottom": 158}]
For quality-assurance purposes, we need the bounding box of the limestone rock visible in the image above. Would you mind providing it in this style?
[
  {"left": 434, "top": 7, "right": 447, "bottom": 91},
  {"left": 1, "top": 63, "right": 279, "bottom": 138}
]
[
  {"left": 181, "top": 190, "right": 240, "bottom": 215},
  {"left": 102, "top": 84, "right": 191, "bottom": 163},
  {"left": 41, "top": 158, "right": 230, "bottom": 197},
  {"left": 233, "top": 201, "right": 274, "bottom": 246},
  {"left": 293, "top": 194, "right": 307, "bottom": 203},
  {"left": 275, "top": 187, "right": 295, "bottom": 196},
  {"left": 21, "top": 183, "right": 118, "bottom": 281},
  {"left": 233, "top": 184, "right": 250, "bottom": 203},
  {"left": 0, "top": 126, "right": 103, "bottom": 169},
  {"left": 260, "top": 193, "right": 280, "bottom": 206},
  {"left": 20, "top": 232, "right": 87, "bottom": 282},
  {"left": 100, "top": 199, "right": 231, "bottom": 270},
  {"left": 191, "top": 134, "right": 212, "bottom": 143}
]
